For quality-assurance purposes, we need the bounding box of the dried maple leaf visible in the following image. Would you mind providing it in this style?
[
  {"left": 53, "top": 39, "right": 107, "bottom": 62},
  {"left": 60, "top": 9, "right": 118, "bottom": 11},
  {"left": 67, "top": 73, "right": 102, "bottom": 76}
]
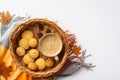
[
  {"left": 0, "top": 12, "right": 2, "bottom": 22},
  {"left": 65, "top": 32, "right": 81, "bottom": 55},
  {"left": 0, "top": 12, "right": 3, "bottom": 22},
  {"left": 0, "top": 12, "right": 3, "bottom": 17},
  {"left": 0, "top": 19, "right": 1, "bottom": 22},
  {"left": 72, "top": 46, "right": 81, "bottom": 55},
  {"left": 6, "top": 10, "right": 12, "bottom": 22},
  {"left": 0, "top": 10, "right": 12, "bottom": 25},
  {"left": 0, "top": 61, "right": 12, "bottom": 79},
  {"left": 0, "top": 62, "right": 6, "bottom": 74},
  {"left": 1, "top": 12, "right": 8, "bottom": 25}
]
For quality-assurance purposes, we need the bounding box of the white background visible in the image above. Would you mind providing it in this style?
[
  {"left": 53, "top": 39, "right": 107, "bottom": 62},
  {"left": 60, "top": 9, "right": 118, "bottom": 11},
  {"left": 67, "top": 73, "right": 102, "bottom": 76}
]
[{"left": 0, "top": 0, "right": 120, "bottom": 80}]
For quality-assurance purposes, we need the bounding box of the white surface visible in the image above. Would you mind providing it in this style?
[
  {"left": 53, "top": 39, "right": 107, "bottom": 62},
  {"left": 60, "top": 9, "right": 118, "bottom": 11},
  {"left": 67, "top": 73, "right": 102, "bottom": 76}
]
[{"left": 0, "top": 0, "right": 120, "bottom": 80}]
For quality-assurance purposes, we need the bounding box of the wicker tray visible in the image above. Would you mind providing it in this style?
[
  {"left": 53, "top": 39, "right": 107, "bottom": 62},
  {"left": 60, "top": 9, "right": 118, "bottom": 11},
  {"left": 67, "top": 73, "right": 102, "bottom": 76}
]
[{"left": 9, "top": 18, "right": 69, "bottom": 77}]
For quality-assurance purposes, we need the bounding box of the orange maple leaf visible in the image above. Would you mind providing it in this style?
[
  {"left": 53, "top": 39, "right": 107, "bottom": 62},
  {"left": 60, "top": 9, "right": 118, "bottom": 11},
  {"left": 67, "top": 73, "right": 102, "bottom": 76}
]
[
  {"left": 0, "top": 10, "right": 12, "bottom": 25},
  {"left": 0, "top": 62, "right": 12, "bottom": 79},
  {"left": 72, "top": 46, "right": 81, "bottom": 55}
]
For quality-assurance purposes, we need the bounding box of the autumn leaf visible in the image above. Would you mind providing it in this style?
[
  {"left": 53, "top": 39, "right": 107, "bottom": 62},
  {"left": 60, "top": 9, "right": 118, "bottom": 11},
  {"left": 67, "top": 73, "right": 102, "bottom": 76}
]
[
  {"left": 65, "top": 32, "right": 81, "bottom": 55},
  {"left": 0, "top": 61, "right": 12, "bottom": 79},
  {"left": 0, "top": 12, "right": 2, "bottom": 22},
  {"left": 72, "top": 46, "right": 81, "bottom": 55},
  {"left": 1, "top": 12, "right": 8, "bottom": 25},
  {"left": 0, "top": 12, "right": 3, "bottom": 16},
  {"left": 0, "top": 62, "right": 6, "bottom": 74},
  {"left": 0, "top": 10, "right": 12, "bottom": 25},
  {"left": 0, "top": 19, "right": 1, "bottom": 22},
  {"left": 6, "top": 10, "right": 12, "bottom": 22}
]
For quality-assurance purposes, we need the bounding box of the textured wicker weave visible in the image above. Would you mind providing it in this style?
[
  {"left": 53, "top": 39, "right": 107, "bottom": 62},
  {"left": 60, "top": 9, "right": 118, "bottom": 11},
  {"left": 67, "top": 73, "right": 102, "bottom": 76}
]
[{"left": 9, "top": 18, "right": 69, "bottom": 77}]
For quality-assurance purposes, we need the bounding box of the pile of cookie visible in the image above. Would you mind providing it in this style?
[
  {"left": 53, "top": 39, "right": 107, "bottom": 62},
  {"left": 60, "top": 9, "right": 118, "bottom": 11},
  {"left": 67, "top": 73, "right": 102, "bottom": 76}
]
[{"left": 16, "top": 30, "right": 55, "bottom": 71}]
